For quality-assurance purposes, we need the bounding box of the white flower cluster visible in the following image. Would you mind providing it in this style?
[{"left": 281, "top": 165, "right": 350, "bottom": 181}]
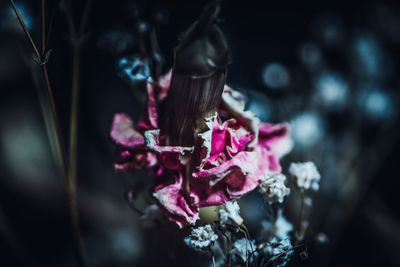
[
  {"left": 260, "top": 210, "right": 293, "bottom": 241},
  {"left": 184, "top": 224, "right": 218, "bottom": 251},
  {"left": 274, "top": 211, "right": 293, "bottom": 240},
  {"left": 219, "top": 201, "right": 243, "bottom": 227},
  {"left": 231, "top": 238, "right": 257, "bottom": 262},
  {"left": 269, "top": 238, "right": 293, "bottom": 256},
  {"left": 259, "top": 237, "right": 294, "bottom": 267},
  {"left": 259, "top": 172, "right": 290, "bottom": 203},
  {"left": 289, "top": 162, "right": 321, "bottom": 191}
]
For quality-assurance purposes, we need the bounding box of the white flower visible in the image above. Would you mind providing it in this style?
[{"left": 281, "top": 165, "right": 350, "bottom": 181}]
[
  {"left": 259, "top": 172, "right": 290, "bottom": 203},
  {"left": 269, "top": 238, "right": 293, "bottom": 256},
  {"left": 260, "top": 210, "right": 293, "bottom": 240},
  {"left": 231, "top": 238, "right": 257, "bottom": 262},
  {"left": 275, "top": 211, "right": 293, "bottom": 240},
  {"left": 184, "top": 225, "right": 218, "bottom": 251},
  {"left": 260, "top": 238, "right": 294, "bottom": 267},
  {"left": 219, "top": 201, "right": 243, "bottom": 227},
  {"left": 289, "top": 162, "right": 321, "bottom": 191}
]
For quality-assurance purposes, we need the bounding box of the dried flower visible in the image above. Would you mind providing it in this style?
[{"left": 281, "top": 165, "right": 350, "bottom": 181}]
[
  {"left": 289, "top": 162, "right": 321, "bottom": 191},
  {"left": 259, "top": 172, "right": 290, "bottom": 203},
  {"left": 267, "top": 238, "right": 295, "bottom": 267},
  {"left": 231, "top": 238, "right": 257, "bottom": 263},
  {"left": 274, "top": 211, "right": 293, "bottom": 240},
  {"left": 260, "top": 210, "right": 293, "bottom": 240},
  {"left": 110, "top": 72, "right": 293, "bottom": 227},
  {"left": 270, "top": 238, "right": 293, "bottom": 256},
  {"left": 219, "top": 201, "right": 243, "bottom": 227},
  {"left": 110, "top": 114, "right": 157, "bottom": 171},
  {"left": 184, "top": 224, "right": 218, "bottom": 251}
]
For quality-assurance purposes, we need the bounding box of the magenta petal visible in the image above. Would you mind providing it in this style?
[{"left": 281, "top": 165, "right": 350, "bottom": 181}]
[
  {"left": 192, "top": 146, "right": 280, "bottom": 206},
  {"left": 114, "top": 151, "right": 157, "bottom": 171},
  {"left": 110, "top": 113, "right": 145, "bottom": 147},
  {"left": 258, "top": 123, "right": 293, "bottom": 158},
  {"left": 145, "top": 130, "right": 194, "bottom": 154},
  {"left": 153, "top": 172, "right": 199, "bottom": 228},
  {"left": 193, "top": 151, "right": 257, "bottom": 183},
  {"left": 157, "top": 70, "right": 172, "bottom": 100},
  {"left": 110, "top": 114, "right": 157, "bottom": 171},
  {"left": 111, "top": 73, "right": 293, "bottom": 227}
]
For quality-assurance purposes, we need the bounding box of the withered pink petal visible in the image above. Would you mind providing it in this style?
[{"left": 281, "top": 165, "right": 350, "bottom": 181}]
[
  {"left": 193, "top": 151, "right": 258, "bottom": 184},
  {"left": 114, "top": 151, "right": 157, "bottom": 172},
  {"left": 191, "top": 147, "right": 280, "bottom": 206},
  {"left": 111, "top": 74, "right": 293, "bottom": 227},
  {"left": 110, "top": 114, "right": 158, "bottom": 172},
  {"left": 258, "top": 123, "right": 293, "bottom": 158},
  {"left": 153, "top": 172, "right": 199, "bottom": 228},
  {"left": 110, "top": 113, "right": 145, "bottom": 148},
  {"left": 221, "top": 87, "right": 260, "bottom": 148},
  {"left": 157, "top": 70, "right": 172, "bottom": 101},
  {"left": 139, "top": 82, "right": 159, "bottom": 130},
  {"left": 144, "top": 130, "right": 194, "bottom": 154}
]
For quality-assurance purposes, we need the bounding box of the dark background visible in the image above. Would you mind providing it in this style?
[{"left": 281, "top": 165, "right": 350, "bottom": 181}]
[{"left": 1, "top": 0, "right": 400, "bottom": 266}]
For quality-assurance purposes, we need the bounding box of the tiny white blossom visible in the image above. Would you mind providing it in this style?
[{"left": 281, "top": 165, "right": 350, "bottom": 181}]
[
  {"left": 259, "top": 172, "right": 290, "bottom": 203},
  {"left": 275, "top": 211, "right": 293, "bottom": 240},
  {"left": 231, "top": 238, "right": 257, "bottom": 262},
  {"left": 259, "top": 238, "right": 294, "bottom": 267},
  {"left": 260, "top": 210, "right": 293, "bottom": 240},
  {"left": 219, "top": 201, "right": 243, "bottom": 227},
  {"left": 184, "top": 224, "right": 218, "bottom": 251},
  {"left": 269, "top": 238, "right": 293, "bottom": 256},
  {"left": 289, "top": 162, "right": 321, "bottom": 191}
]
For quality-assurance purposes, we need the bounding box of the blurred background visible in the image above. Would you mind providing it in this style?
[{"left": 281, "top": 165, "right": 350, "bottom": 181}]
[{"left": 1, "top": 0, "right": 400, "bottom": 266}]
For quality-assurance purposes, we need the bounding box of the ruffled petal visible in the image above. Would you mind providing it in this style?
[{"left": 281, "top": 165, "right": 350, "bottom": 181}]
[
  {"left": 153, "top": 172, "right": 200, "bottom": 228},
  {"left": 110, "top": 71, "right": 293, "bottom": 227},
  {"left": 110, "top": 113, "right": 145, "bottom": 147},
  {"left": 258, "top": 123, "right": 293, "bottom": 158},
  {"left": 192, "top": 146, "right": 280, "bottom": 207},
  {"left": 110, "top": 113, "right": 157, "bottom": 171}
]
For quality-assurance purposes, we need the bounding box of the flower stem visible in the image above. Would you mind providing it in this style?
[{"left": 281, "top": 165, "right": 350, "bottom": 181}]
[
  {"left": 10, "top": 0, "right": 40, "bottom": 59},
  {"left": 41, "top": 0, "right": 46, "bottom": 55},
  {"left": 64, "top": 0, "right": 94, "bottom": 266},
  {"left": 297, "top": 189, "right": 305, "bottom": 242},
  {"left": 10, "top": 1, "right": 87, "bottom": 266}
]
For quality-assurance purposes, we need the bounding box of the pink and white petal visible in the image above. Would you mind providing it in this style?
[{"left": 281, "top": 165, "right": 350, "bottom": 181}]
[
  {"left": 138, "top": 82, "right": 159, "bottom": 130},
  {"left": 197, "top": 113, "right": 217, "bottom": 168},
  {"left": 221, "top": 88, "right": 260, "bottom": 148},
  {"left": 193, "top": 151, "right": 258, "bottom": 186},
  {"left": 258, "top": 123, "right": 293, "bottom": 158},
  {"left": 144, "top": 129, "right": 194, "bottom": 154},
  {"left": 153, "top": 173, "right": 199, "bottom": 228},
  {"left": 157, "top": 70, "right": 172, "bottom": 101},
  {"left": 110, "top": 113, "right": 145, "bottom": 148}
]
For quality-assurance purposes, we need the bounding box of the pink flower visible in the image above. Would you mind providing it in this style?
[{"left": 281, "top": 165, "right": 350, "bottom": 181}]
[
  {"left": 110, "top": 113, "right": 157, "bottom": 171},
  {"left": 110, "top": 71, "right": 292, "bottom": 227}
]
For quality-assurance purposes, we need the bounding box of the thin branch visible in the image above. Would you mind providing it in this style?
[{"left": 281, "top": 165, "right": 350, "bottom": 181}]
[
  {"left": 10, "top": 1, "right": 86, "bottom": 266},
  {"left": 45, "top": 1, "right": 56, "bottom": 49},
  {"left": 10, "top": 0, "right": 41, "bottom": 60},
  {"left": 79, "top": 0, "right": 93, "bottom": 35},
  {"left": 41, "top": 0, "right": 46, "bottom": 55},
  {"left": 64, "top": 1, "right": 95, "bottom": 265}
]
